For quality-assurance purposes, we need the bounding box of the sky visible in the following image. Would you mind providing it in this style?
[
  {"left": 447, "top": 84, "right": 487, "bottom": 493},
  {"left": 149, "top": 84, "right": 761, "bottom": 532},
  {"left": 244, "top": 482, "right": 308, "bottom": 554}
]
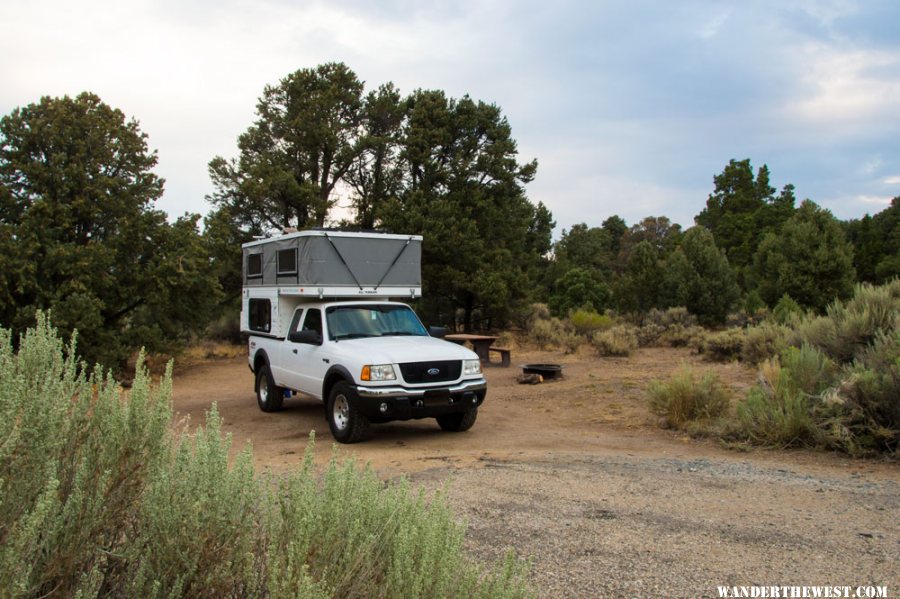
[{"left": 2, "top": 0, "right": 899, "bottom": 235}]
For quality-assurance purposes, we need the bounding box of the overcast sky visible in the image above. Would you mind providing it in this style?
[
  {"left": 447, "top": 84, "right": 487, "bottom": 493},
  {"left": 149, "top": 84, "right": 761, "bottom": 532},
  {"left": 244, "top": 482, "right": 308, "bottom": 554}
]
[{"left": 2, "top": 0, "right": 898, "bottom": 235}]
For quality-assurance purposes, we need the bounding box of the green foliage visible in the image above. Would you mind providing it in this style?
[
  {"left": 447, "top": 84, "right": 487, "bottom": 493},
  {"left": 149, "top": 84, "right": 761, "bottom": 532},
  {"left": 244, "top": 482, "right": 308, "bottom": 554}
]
[
  {"left": 752, "top": 200, "right": 856, "bottom": 312},
  {"left": 621, "top": 216, "right": 683, "bottom": 258},
  {"left": 733, "top": 281, "right": 899, "bottom": 454},
  {"left": 661, "top": 227, "right": 740, "bottom": 325},
  {"left": 614, "top": 241, "right": 663, "bottom": 318},
  {"left": 646, "top": 306, "right": 697, "bottom": 329},
  {"left": 568, "top": 308, "right": 613, "bottom": 337},
  {"left": 827, "top": 330, "right": 900, "bottom": 454},
  {"left": 741, "top": 322, "right": 792, "bottom": 365},
  {"left": 634, "top": 308, "right": 702, "bottom": 348},
  {"left": 773, "top": 293, "right": 803, "bottom": 324},
  {"left": 0, "top": 317, "right": 533, "bottom": 598},
  {"left": 697, "top": 328, "right": 746, "bottom": 362},
  {"left": 738, "top": 382, "right": 820, "bottom": 449},
  {"left": 590, "top": 325, "right": 639, "bottom": 357},
  {"left": 549, "top": 268, "right": 610, "bottom": 316},
  {"left": 843, "top": 198, "right": 899, "bottom": 284},
  {"left": 129, "top": 407, "right": 267, "bottom": 597},
  {"left": 0, "top": 313, "right": 173, "bottom": 596},
  {"left": 379, "top": 89, "right": 547, "bottom": 329},
  {"left": 553, "top": 224, "right": 614, "bottom": 276},
  {"left": 695, "top": 159, "right": 796, "bottom": 286},
  {"left": 0, "top": 93, "right": 220, "bottom": 369},
  {"left": 796, "top": 280, "right": 900, "bottom": 364},
  {"left": 648, "top": 366, "right": 731, "bottom": 429},
  {"left": 527, "top": 306, "right": 582, "bottom": 353},
  {"left": 742, "top": 290, "right": 767, "bottom": 314},
  {"left": 736, "top": 347, "right": 834, "bottom": 448},
  {"left": 209, "top": 62, "right": 365, "bottom": 233}
]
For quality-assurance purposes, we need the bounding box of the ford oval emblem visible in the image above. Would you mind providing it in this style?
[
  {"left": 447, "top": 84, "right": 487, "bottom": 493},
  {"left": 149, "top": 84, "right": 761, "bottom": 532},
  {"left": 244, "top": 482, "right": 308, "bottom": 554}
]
[{"left": 427, "top": 368, "right": 441, "bottom": 376}]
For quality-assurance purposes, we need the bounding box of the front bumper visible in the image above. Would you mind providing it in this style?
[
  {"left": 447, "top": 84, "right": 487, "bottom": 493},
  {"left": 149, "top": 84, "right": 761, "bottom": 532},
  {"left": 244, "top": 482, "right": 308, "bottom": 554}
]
[{"left": 352, "top": 378, "right": 487, "bottom": 421}]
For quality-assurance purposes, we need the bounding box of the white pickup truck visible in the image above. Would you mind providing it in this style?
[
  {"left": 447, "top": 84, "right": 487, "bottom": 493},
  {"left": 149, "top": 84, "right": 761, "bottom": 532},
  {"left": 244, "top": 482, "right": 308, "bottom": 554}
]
[{"left": 241, "top": 230, "right": 487, "bottom": 443}]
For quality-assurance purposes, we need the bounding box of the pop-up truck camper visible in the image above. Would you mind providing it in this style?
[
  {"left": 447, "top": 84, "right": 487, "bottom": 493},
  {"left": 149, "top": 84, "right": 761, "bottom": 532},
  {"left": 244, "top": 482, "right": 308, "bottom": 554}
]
[{"left": 242, "top": 230, "right": 487, "bottom": 443}]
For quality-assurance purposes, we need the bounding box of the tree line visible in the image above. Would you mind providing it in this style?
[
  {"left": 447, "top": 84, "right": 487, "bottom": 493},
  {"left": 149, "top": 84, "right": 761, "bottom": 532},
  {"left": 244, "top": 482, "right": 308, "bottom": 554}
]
[{"left": 1, "top": 63, "right": 897, "bottom": 368}]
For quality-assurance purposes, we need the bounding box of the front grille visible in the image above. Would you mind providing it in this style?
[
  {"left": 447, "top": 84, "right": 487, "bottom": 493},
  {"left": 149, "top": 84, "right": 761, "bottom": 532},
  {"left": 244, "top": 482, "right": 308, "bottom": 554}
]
[{"left": 398, "top": 360, "right": 461, "bottom": 384}]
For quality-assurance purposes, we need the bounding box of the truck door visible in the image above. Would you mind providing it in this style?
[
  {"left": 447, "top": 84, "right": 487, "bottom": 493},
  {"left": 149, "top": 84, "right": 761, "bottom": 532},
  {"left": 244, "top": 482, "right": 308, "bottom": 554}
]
[{"left": 282, "top": 308, "right": 331, "bottom": 398}]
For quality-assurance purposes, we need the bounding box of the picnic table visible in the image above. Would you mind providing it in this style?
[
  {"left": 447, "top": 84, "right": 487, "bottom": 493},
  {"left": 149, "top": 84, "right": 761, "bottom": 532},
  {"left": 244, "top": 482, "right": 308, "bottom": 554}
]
[{"left": 444, "top": 333, "right": 497, "bottom": 363}]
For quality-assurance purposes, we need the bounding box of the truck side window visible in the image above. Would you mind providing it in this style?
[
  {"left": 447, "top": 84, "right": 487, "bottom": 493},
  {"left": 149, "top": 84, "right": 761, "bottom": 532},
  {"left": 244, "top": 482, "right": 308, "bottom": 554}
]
[
  {"left": 301, "top": 309, "right": 322, "bottom": 337},
  {"left": 289, "top": 308, "right": 304, "bottom": 335}
]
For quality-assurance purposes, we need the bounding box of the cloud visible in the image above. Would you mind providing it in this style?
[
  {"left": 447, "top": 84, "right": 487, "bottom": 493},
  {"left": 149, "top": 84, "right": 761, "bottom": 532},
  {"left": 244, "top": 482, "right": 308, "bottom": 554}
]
[
  {"left": 1, "top": 0, "right": 899, "bottom": 232},
  {"left": 883, "top": 176, "right": 900, "bottom": 185},
  {"left": 854, "top": 194, "right": 893, "bottom": 207},
  {"left": 783, "top": 42, "right": 900, "bottom": 128}
]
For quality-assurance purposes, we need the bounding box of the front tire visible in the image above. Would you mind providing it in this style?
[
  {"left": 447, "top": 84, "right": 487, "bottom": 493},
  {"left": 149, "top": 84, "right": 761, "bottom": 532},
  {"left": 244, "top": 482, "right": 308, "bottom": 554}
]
[
  {"left": 255, "top": 365, "right": 284, "bottom": 413},
  {"left": 327, "top": 381, "right": 369, "bottom": 443},
  {"left": 436, "top": 408, "right": 478, "bottom": 432}
]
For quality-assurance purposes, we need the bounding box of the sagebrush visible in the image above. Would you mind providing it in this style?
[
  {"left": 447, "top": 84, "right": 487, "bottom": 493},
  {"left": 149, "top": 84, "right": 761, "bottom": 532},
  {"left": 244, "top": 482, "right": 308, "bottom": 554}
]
[
  {"left": 648, "top": 366, "right": 731, "bottom": 430},
  {"left": 736, "top": 281, "right": 900, "bottom": 454},
  {"left": 0, "top": 315, "right": 533, "bottom": 598}
]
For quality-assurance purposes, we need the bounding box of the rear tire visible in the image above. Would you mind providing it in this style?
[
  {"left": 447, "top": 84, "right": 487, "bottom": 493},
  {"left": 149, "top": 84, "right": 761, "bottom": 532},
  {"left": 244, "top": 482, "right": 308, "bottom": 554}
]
[
  {"left": 255, "top": 365, "right": 284, "bottom": 412},
  {"left": 327, "top": 381, "right": 369, "bottom": 443},
  {"left": 436, "top": 408, "right": 477, "bottom": 432}
]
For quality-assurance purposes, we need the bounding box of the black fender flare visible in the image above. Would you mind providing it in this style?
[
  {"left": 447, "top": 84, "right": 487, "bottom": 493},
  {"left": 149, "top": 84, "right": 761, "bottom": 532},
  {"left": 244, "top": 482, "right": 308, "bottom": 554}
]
[
  {"left": 252, "top": 349, "right": 271, "bottom": 375},
  {"left": 322, "top": 364, "right": 355, "bottom": 400}
]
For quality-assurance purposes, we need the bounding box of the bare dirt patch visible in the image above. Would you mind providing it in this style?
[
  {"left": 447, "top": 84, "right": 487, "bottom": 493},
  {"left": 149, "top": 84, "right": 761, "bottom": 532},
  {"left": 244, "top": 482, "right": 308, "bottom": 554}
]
[{"left": 171, "top": 346, "right": 899, "bottom": 597}]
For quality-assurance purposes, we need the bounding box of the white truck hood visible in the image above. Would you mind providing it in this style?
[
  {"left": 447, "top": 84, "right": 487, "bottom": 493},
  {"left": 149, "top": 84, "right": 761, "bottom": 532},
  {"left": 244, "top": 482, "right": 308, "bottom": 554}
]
[{"left": 331, "top": 335, "right": 478, "bottom": 365}]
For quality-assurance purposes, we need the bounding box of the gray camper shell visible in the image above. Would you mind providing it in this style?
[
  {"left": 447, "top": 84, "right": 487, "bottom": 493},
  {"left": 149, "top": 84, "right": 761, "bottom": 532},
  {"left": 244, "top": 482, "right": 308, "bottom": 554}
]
[
  {"left": 242, "top": 230, "right": 423, "bottom": 298},
  {"left": 241, "top": 231, "right": 423, "bottom": 338}
]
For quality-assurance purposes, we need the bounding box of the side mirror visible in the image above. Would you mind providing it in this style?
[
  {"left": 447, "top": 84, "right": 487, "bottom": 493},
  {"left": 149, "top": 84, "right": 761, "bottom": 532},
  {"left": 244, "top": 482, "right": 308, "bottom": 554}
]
[
  {"left": 428, "top": 326, "right": 447, "bottom": 339},
  {"left": 289, "top": 330, "right": 322, "bottom": 345}
]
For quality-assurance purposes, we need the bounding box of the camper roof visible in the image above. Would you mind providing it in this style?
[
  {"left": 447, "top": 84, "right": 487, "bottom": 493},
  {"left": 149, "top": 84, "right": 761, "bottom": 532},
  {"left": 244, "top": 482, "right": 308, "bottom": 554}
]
[{"left": 241, "top": 230, "right": 423, "bottom": 298}]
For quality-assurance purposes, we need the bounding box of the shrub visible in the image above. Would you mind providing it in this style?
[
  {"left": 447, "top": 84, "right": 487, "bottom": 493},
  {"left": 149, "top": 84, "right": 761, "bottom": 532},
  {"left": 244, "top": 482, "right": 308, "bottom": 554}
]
[
  {"left": 636, "top": 323, "right": 665, "bottom": 347},
  {"left": 780, "top": 344, "right": 838, "bottom": 396},
  {"left": 494, "top": 331, "right": 518, "bottom": 350},
  {"left": 527, "top": 316, "right": 577, "bottom": 351},
  {"left": 773, "top": 293, "right": 803, "bottom": 324},
  {"left": 660, "top": 324, "right": 706, "bottom": 348},
  {"left": 735, "top": 345, "right": 835, "bottom": 449},
  {"left": 648, "top": 366, "right": 731, "bottom": 429},
  {"left": 822, "top": 330, "right": 900, "bottom": 455},
  {"left": 741, "top": 322, "right": 791, "bottom": 365},
  {"left": 558, "top": 330, "right": 584, "bottom": 354},
  {"left": 568, "top": 308, "right": 613, "bottom": 337},
  {"left": 0, "top": 314, "right": 173, "bottom": 597},
  {"left": 697, "top": 328, "right": 746, "bottom": 362},
  {"left": 645, "top": 307, "right": 697, "bottom": 329},
  {"left": 637, "top": 308, "right": 699, "bottom": 348},
  {"left": 591, "top": 325, "right": 639, "bottom": 357},
  {"left": 797, "top": 281, "right": 900, "bottom": 364},
  {"left": 527, "top": 302, "right": 551, "bottom": 323},
  {"left": 737, "top": 382, "right": 821, "bottom": 448},
  {"left": 0, "top": 315, "right": 534, "bottom": 599}
]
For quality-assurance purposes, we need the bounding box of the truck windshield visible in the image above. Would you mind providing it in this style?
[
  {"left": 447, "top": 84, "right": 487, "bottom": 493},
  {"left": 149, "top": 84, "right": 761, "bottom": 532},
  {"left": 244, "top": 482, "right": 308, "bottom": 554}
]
[{"left": 325, "top": 305, "right": 428, "bottom": 340}]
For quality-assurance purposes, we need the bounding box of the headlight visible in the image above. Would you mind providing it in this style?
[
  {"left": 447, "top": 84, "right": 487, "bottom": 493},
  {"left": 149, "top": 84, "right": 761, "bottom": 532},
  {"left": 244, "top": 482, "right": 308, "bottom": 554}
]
[
  {"left": 361, "top": 364, "right": 396, "bottom": 381},
  {"left": 463, "top": 359, "right": 482, "bottom": 376}
]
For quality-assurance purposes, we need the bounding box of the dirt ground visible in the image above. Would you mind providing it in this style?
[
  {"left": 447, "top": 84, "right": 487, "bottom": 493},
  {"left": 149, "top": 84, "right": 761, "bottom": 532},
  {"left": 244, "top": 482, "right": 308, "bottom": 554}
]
[{"left": 170, "top": 346, "right": 899, "bottom": 598}]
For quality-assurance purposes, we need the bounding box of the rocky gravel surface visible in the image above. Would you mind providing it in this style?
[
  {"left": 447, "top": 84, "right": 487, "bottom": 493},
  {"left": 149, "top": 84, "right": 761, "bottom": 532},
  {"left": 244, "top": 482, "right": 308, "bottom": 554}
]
[{"left": 411, "top": 453, "right": 900, "bottom": 598}]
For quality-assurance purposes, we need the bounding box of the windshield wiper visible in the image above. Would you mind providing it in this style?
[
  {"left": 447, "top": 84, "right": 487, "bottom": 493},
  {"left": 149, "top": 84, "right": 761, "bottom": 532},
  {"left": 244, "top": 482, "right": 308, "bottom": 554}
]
[
  {"left": 332, "top": 333, "right": 376, "bottom": 340},
  {"left": 380, "top": 331, "right": 422, "bottom": 337}
]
